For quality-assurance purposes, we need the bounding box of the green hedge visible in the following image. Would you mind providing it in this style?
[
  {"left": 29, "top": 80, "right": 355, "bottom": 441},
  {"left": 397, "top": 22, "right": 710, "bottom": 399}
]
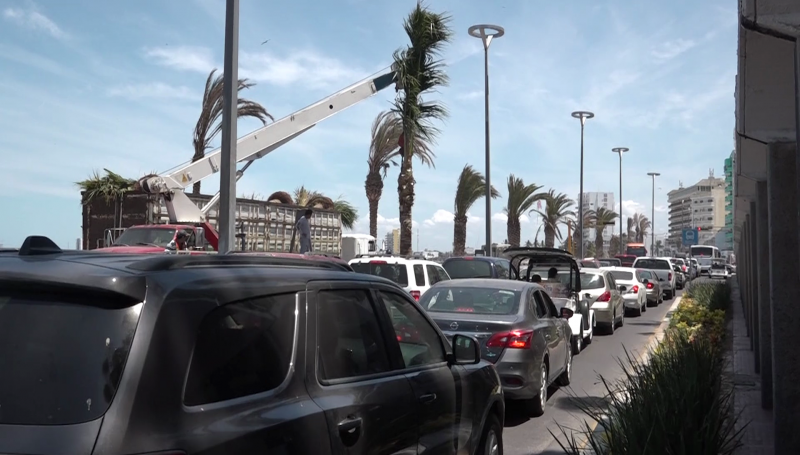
[{"left": 555, "top": 281, "right": 742, "bottom": 454}]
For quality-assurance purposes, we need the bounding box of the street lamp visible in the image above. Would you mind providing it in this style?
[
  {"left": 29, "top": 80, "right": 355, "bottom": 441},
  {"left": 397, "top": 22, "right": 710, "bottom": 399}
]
[
  {"left": 571, "top": 111, "right": 594, "bottom": 259},
  {"left": 469, "top": 24, "right": 504, "bottom": 257},
  {"left": 611, "top": 147, "right": 629, "bottom": 244},
  {"left": 218, "top": 0, "right": 240, "bottom": 253},
  {"left": 647, "top": 172, "right": 660, "bottom": 256}
]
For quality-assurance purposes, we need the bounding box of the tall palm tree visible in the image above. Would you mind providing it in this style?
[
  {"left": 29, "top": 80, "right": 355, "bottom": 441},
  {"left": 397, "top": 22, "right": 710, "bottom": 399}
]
[
  {"left": 364, "top": 110, "right": 432, "bottom": 239},
  {"left": 392, "top": 2, "right": 452, "bottom": 255},
  {"left": 76, "top": 169, "right": 136, "bottom": 230},
  {"left": 290, "top": 186, "right": 359, "bottom": 230},
  {"left": 532, "top": 190, "right": 576, "bottom": 248},
  {"left": 191, "top": 69, "right": 273, "bottom": 195},
  {"left": 453, "top": 164, "right": 499, "bottom": 256},
  {"left": 635, "top": 213, "right": 651, "bottom": 242},
  {"left": 626, "top": 217, "right": 635, "bottom": 241},
  {"left": 591, "top": 207, "right": 619, "bottom": 257},
  {"left": 504, "top": 175, "right": 543, "bottom": 247},
  {"left": 333, "top": 199, "right": 359, "bottom": 231}
]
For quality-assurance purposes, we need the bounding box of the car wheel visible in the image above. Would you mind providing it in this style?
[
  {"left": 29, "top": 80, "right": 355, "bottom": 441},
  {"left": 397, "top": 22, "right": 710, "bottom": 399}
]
[
  {"left": 571, "top": 333, "right": 582, "bottom": 355},
  {"left": 633, "top": 301, "right": 642, "bottom": 316},
  {"left": 642, "top": 299, "right": 647, "bottom": 313},
  {"left": 619, "top": 308, "right": 625, "bottom": 327},
  {"left": 584, "top": 319, "right": 594, "bottom": 345},
  {"left": 526, "top": 363, "right": 548, "bottom": 417},
  {"left": 608, "top": 311, "right": 616, "bottom": 334},
  {"left": 558, "top": 348, "right": 572, "bottom": 386},
  {"left": 477, "top": 413, "right": 503, "bottom": 455}
]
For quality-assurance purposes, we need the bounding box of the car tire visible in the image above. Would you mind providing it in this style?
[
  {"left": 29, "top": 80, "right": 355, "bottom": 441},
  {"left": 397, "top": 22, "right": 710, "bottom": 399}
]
[
  {"left": 477, "top": 413, "right": 504, "bottom": 455},
  {"left": 558, "top": 348, "right": 572, "bottom": 386},
  {"left": 526, "top": 363, "right": 548, "bottom": 417},
  {"left": 633, "top": 301, "right": 643, "bottom": 316},
  {"left": 571, "top": 334, "right": 582, "bottom": 355},
  {"left": 608, "top": 311, "right": 616, "bottom": 335},
  {"left": 584, "top": 319, "right": 594, "bottom": 345},
  {"left": 642, "top": 300, "right": 647, "bottom": 313},
  {"left": 665, "top": 290, "right": 673, "bottom": 300},
  {"left": 619, "top": 309, "right": 625, "bottom": 327}
]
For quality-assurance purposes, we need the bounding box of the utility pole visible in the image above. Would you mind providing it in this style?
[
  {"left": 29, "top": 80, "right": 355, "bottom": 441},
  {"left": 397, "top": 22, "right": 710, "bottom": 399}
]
[{"left": 218, "top": 0, "right": 240, "bottom": 253}]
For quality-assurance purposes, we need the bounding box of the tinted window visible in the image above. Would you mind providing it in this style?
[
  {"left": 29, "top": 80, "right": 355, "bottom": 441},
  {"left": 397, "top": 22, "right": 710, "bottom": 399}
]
[
  {"left": 184, "top": 294, "right": 297, "bottom": 406},
  {"left": 580, "top": 273, "right": 605, "bottom": 289},
  {"left": 636, "top": 269, "right": 652, "bottom": 281},
  {"left": 380, "top": 291, "right": 445, "bottom": 367},
  {"left": 0, "top": 292, "right": 142, "bottom": 425},
  {"left": 495, "top": 260, "right": 510, "bottom": 279},
  {"left": 532, "top": 291, "right": 551, "bottom": 318},
  {"left": 414, "top": 264, "right": 426, "bottom": 286},
  {"left": 435, "top": 266, "right": 451, "bottom": 282},
  {"left": 316, "top": 290, "right": 391, "bottom": 381},
  {"left": 114, "top": 227, "right": 176, "bottom": 247},
  {"left": 626, "top": 246, "right": 647, "bottom": 256},
  {"left": 350, "top": 262, "right": 409, "bottom": 287},
  {"left": 443, "top": 259, "right": 493, "bottom": 279},
  {"left": 609, "top": 271, "right": 633, "bottom": 281},
  {"left": 426, "top": 265, "right": 441, "bottom": 285},
  {"left": 634, "top": 259, "right": 671, "bottom": 270},
  {"left": 422, "top": 287, "right": 521, "bottom": 315}
]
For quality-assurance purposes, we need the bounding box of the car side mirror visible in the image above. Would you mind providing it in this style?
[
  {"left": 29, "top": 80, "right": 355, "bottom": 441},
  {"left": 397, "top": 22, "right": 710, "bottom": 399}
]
[
  {"left": 618, "top": 285, "right": 627, "bottom": 292},
  {"left": 560, "top": 307, "right": 574, "bottom": 319},
  {"left": 451, "top": 334, "right": 481, "bottom": 365},
  {"left": 642, "top": 279, "right": 649, "bottom": 284}
]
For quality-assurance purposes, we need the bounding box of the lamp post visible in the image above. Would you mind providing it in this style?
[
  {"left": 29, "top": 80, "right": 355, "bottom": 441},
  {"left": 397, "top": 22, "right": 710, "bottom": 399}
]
[
  {"left": 647, "top": 172, "right": 660, "bottom": 255},
  {"left": 611, "top": 147, "right": 629, "bottom": 245},
  {"left": 571, "top": 111, "right": 594, "bottom": 259},
  {"left": 218, "top": 0, "right": 240, "bottom": 253},
  {"left": 468, "top": 24, "right": 504, "bottom": 257}
]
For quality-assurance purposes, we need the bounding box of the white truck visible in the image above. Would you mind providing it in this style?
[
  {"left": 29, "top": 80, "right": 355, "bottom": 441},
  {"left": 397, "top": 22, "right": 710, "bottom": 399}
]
[{"left": 341, "top": 234, "right": 378, "bottom": 262}]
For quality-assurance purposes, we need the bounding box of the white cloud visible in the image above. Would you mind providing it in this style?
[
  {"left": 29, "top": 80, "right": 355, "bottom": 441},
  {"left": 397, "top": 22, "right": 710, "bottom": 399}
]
[
  {"left": 492, "top": 213, "right": 531, "bottom": 223},
  {"left": 615, "top": 200, "right": 647, "bottom": 218},
  {"left": 457, "top": 90, "right": 482, "bottom": 101},
  {"left": 106, "top": 82, "right": 196, "bottom": 101},
  {"left": 651, "top": 39, "right": 696, "bottom": 61},
  {"left": 239, "top": 50, "right": 365, "bottom": 90},
  {"left": 143, "top": 46, "right": 216, "bottom": 72},
  {"left": 3, "top": 4, "right": 67, "bottom": 40},
  {"left": 422, "top": 209, "right": 482, "bottom": 226}
]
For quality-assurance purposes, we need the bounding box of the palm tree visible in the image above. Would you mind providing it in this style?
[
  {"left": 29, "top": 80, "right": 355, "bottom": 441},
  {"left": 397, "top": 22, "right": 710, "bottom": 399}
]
[
  {"left": 504, "top": 175, "right": 543, "bottom": 247},
  {"left": 191, "top": 69, "right": 273, "bottom": 195},
  {"left": 609, "top": 235, "right": 621, "bottom": 256},
  {"left": 291, "top": 186, "right": 359, "bottom": 230},
  {"left": 635, "top": 213, "right": 651, "bottom": 242},
  {"left": 364, "top": 111, "right": 432, "bottom": 239},
  {"left": 392, "top": 2, "right": 453, "bottom": 255},
  {"left": 532, "top": 190, "right": 576, "bottom": 248},
  {"left": 453, "top": 164, "right": 499, "bottom": 256},
  {"left": 333, "top": 199, "right": 359, "bottom": 230},
  {"left": 626, "top": 217, "right": 635, "bottom": 241},
  {"left": 591, "top": 207, "right": 619, "bottom": 257},
  {"left": 76, "top": 169, "right": 136, "bottom": 230}
]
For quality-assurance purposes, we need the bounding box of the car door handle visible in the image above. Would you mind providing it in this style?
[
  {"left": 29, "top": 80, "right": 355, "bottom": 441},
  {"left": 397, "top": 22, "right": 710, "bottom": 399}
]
[
  {"left": 419, "top": 393, "right": 437, "bottom": 404},
  {"left": 338, "top": 416, "right": 362, "bottom": 434}
]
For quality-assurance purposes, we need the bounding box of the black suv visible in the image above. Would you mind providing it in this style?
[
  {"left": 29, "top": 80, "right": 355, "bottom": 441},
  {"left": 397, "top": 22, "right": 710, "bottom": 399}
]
[
  {"left": 443, "top": 257, "right": 512, "bottom": 280},
  {"left": 0, "top": 237, "right": 504, "bottom": 455}
]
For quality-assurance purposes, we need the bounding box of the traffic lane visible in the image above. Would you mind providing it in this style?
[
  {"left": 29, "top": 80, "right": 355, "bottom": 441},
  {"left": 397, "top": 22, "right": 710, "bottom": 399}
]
[{"left": 502, "top": 289, "right": 682, "bottom": 455}]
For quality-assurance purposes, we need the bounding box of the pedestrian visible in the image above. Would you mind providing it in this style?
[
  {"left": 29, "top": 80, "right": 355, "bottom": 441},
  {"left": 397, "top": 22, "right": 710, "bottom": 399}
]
[{"left": 296, "top": 209, "right": 313, "bottom": 254}]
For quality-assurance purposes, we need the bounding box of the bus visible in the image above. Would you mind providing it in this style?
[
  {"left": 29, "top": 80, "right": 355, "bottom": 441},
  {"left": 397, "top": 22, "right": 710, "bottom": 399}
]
[
  {"left": 625, "top": 243, "right": 648, "bottom": 257},
  {"left": 690, "top": 245, "right": 721, "bottom": 275}
]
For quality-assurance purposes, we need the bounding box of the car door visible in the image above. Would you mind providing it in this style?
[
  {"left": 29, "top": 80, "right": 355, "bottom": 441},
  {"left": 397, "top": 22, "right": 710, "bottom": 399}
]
[
  {"left": 532, "top": 290, "right": 565, "bottom": 379},
  {"left": 426, "top": 264, "right": 443, "bottom": 288},
  {"left": 374, "top": 287, "right": 462, "bottom": 455},
  {"left": 604, "top": 272, "right": 623, "bottom": 319},
  {"left": 305, "top": 282, "right": 419, "bottom": 455},
  {"left": 539, "top": 290, "right": 569, "bottom": 362}
]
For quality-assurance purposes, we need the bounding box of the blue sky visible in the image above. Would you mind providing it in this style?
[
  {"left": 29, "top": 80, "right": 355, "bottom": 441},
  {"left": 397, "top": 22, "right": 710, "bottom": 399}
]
[{"left": 0, "top": 0, "right": 736, "bottom": 250}]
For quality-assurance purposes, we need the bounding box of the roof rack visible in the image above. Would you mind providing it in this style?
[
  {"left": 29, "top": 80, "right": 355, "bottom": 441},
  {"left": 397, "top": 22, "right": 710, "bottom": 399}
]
[{"left": 127, "top": 254, "right": 353, "bottom": 272}]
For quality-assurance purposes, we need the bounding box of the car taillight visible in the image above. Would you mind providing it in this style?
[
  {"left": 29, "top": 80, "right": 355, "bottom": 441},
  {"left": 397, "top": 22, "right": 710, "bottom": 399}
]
[
  {"left": 410, "top": 290, "right": 420, "bottom": 301},
  {"left": 596, "top": 291, "right": 611, "bottom": 302},
  {"left": 370, "top": 260, "right": 387, "bottom": 264},
  {"left": 646, "top": 282, "right": 654, "bottom": 289},
  {"left": 682, "top": 265, "right": 687, "bottom": 272},
  {"left": 631, "top": 285, "right": 639, "bottom": 293},
  {"left": 668, "top": 272, "right": 672, "bottom": 281},
  {"left": 486, "top": 330, "right": 534, "bottom": 349}
]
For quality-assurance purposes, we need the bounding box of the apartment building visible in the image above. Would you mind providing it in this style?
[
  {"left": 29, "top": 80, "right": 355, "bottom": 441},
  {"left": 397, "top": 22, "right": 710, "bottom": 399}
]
[
  {"left": 723, "top": 150, "right": 735, "bottom": 250},
  {"left": 667, "top": 171, "right": 727, "bottom": 248}
]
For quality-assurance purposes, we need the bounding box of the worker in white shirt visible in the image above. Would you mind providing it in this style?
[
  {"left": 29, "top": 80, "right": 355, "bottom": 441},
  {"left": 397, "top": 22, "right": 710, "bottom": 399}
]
[{"left": 297, "top": 209, "right": 313, "bottom": 254}]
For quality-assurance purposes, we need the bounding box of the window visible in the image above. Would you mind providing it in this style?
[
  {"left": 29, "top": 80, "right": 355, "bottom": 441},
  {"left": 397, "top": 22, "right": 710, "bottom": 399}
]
[
  {"left": 0, "top": 292, "right": 142, "bottom": 425},
  {"left": 443, "top": 259, "right": 493, "bottom": 279},
  {"left": 495, "top": 260, "right": 510, "bottom": 279},
  {"left": 426, "top": 265, "right": 441, "bottom": 285},
  {"left": 350, "top": 262, "right": 410, "bottom": 287},
  {"left": 421, "top": 287, "right": 521, "bottom": 315},
  {"left": 608, "top": 270, "right": 633, "bottom": 281},
  {"left": 184, "top": 294, "right": 297, "bottom": 406},
  {"left": 380, "top": 291, "right": 445, "bottom": 368},
  {"left": 316, "top": 290, "right": 391, "bottom": 381},
  {"left": 434, "top": 265, "right": 451, "bottom": 282},
  {"left": 580, "top": 273, "right": 605, "bottom": 289},
  {"left": 532, "top": 291, "right": 551, "bottom": 318},
  {"left": 413, "top": 264, "right": 426, "bottom": 286},
  {"left": 634, "top": 259, "right": 671, "bottom": 270}
]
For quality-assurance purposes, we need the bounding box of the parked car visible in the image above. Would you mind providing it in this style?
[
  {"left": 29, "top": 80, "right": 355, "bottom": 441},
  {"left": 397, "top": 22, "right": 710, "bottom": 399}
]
[
  {"left": 601, "top": 267, "right": 648, "bottom": 316},
  {"left": 579, "top": 268, "right": 626, "bottom": 334},
  {"left": 614, "top": 254, "right": 638, "bottom": 267},
  {"left": 349, "top": 256, "right": 451, "bottom": 301},
  {"left": 442, "top": 256, "right": 512, "bottom": 280},
  {"left": 635, "top": 269, "right": 663, "bottom": 306},
  {"left": 670, "top": 258, "right": 691, "bottom": 283},
  {"left": 710, "top": 259, "right": 730, "bottom": 279},
  {"left": 599, "top": 258, "right": 622, "bottom": 267},
  {"left": 502, "top": 247, "right": 595, "bottom": 354},
  {"left": 0, "top": 236, "right": 505, "bottom": 455},
  {"left": 632, "top": 257, "right": 677, "bottom": 300},
  {"left": 672, "top": 263, "right": 686, "bottom": 290},
  {"left": 421, "top": 279, "right": 575, "bottom": 417}
]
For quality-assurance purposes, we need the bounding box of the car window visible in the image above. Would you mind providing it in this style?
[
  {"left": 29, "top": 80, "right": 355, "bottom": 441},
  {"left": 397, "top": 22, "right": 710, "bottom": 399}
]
[
  {"left": 0, "top": 292, "right": 142, "bottom": 425},
  {"left": 421, "top": 286, "right": 521, "bottom": 315},
  {"left": 532, "top": 291, "right": 552, "bottom": 318},
  {"left": 315, "top": 290, "right": 391, "bottom": 381},
  {"left": 184, "top": 293, "right": 297, "bottom": 406},
  {"left": 606, "top": 273, "right": 617, "bottom": 290},
  {"left": 634, "top": 259, "right": 671, "bottom": 270},
  {"left": 608, "top": 270, "right": 633, "bottom": 281},
  {"left": 413, "top": 264, "right": 426, "bottom": 286},
  {"left": 580, "top": 273, "right": 605, "bottom": 289},
  {"left": 636, "top": 269, "right": 652, "bottom": 281},
  {"left": 379, "top": 291, "right": 446, "bottom": 368},
  {"left": 539, "top": 291, "right": 559, "bottom": 316},
  {"left": 435, "top": 266, "right": 451, "bottom": 282},
  {"left": 443, "top": 259, "right": 493, "bottom": 279},
  {"left": 350, "top": 262, "right": 410, "bottom": 287},
  {"left": 495, "top": 260, "right": 510, "bottom": 279},
  {"left": 426, "top": 265, "right": 441, "bottom": 285}
]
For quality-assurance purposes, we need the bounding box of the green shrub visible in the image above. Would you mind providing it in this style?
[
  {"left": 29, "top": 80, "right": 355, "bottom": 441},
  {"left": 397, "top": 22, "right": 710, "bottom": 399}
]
[
  {"left": 684, "top": 281, "right": 732, "bottom": 311},
  {"left": 670, "top": 298, "right": 726, "bottom": 345}
]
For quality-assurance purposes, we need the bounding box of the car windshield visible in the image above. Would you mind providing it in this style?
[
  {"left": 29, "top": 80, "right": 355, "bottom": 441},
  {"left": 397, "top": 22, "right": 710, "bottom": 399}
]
[
  {"left": 422, "top": 287, "right": 521, "bottom": 315},
  {"left": 608, "top": 270, "right": 633, "bottom": 281},
  {"left": 442, "top": 259, "right": 493, "bottom": 279},
  {"left": 350, "top": 262, "right": 409, "bottom": 286},
  {"left": 0, "top": 292, "right": 142, "bottom": 425},
  {"left": 113, "top": 228, "right": 176, "bottom": 247},
  {"left": 671, "top": 259, "right": 685, "bottom": 265},
  {"left": 711, "top": 262, "right": 726, "bottom": 269},
  {"left": 634, "top": 259, "right": 671, "bottom": 270},
  {"left": 580, "top": 273, "right": 605, "bottom": 289}
]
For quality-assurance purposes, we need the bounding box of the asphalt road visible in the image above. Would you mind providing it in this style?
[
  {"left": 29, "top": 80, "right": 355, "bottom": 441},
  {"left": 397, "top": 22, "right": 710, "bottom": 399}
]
[{"left": 503, "top": 288, "right": 684, "bottom": 455}]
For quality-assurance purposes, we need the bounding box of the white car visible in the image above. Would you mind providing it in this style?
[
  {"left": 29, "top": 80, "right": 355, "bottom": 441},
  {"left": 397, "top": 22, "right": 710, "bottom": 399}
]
[
  {"left": 580, "top": 268, "right": 626, "bottom": 334},
  {"left": 601, "top": 266, "right": 648, "bottom": 316},
  {"left": 348, "top": 256, "right": 451, "bottom": 301},
  {"left": 709, "top": 261, "right": 729, "bottom": 279}
]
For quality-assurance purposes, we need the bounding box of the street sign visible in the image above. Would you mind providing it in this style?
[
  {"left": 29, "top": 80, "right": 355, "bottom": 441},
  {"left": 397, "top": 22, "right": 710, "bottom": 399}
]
[{"left": 682, "top": 228, "right": 698, "bottom": 246}]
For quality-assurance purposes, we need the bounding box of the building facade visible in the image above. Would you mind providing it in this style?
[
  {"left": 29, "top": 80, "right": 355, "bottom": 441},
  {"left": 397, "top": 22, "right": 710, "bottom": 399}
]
[
  {"left": 578, "top": 192, "right": 616, "bottom": 246},
  {"left": 391, "top": 228, "right": 400, "bottom": 254},
  {"left": 723, "top": 150, "right": 735, "bottom": 251},
  {"left": 667, "top": 171, "right": 727, "bottom": 249}
]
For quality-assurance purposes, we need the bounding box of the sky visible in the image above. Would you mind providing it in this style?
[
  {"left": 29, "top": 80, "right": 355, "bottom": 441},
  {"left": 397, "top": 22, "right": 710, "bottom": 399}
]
[{"left": 0, "top": 0, "right": 737, "bottom": 250}]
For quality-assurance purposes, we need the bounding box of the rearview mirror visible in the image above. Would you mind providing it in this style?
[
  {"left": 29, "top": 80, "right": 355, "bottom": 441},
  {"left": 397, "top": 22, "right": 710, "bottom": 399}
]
[
  {"left": 618, "top": 285, "right": 627, "bottom": 292},
  {"left": 560, "top": 307, "right": 574, "bottom": 319},
  {"left": 451, "top": 334, "right": 481, "bottom": 365}
]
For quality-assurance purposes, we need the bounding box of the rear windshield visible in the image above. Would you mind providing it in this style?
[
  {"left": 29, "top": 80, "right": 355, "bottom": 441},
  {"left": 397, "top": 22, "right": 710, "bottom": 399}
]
[
  {"left": 580, "top": 273, "right": 605, "bottom": 289},
  {"left": 422, "top": 287, "right": 521, "bottom": 315},
  {"left": 443, "top": 259, "right": 493, "bottom": 279},
  {"left": 634, "top": 259, "right": 671, "bottom": 270},
  {"left": 608, "top": 271, "right": 633, "bottom": 281},
  {"left": 711, "top": 263, "right": 726, "bottom": 269},
  {"left": 350, "top": 262, "right": 409, "bottom": 286},
  {"left": 671, "top": 259, "right": 685, "bottom": 265},
  {"left": 114, "top": 228, "right": 176, "bottom": 247},
  {"left": 0, "top": 292, "right": 142, "bottom": 425}
]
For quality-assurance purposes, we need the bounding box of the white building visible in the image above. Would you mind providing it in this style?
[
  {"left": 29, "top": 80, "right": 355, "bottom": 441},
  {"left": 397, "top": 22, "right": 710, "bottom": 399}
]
[
  {"left": 578, "top": 192, "right": 616, "bottom": 247},
  {"left": 667, "top": 171, "right": 726, "bottom": 248}
]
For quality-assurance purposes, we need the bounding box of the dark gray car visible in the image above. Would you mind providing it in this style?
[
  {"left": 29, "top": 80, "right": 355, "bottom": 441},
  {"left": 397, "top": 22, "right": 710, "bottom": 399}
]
[
  {"left": 420, "top": 279, "right": 575, "bottom": 417},
  {"left": 0, "top": 236, "right": 505, "bottom": 455}
]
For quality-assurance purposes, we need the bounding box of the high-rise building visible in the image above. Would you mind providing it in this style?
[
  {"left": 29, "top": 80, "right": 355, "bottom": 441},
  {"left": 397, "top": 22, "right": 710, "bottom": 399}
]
[
  {"left": 391, "top": 228, "right": 400, "bottom": 254},
  {"left": 383, "top": 231, "right": 394, "bottom": 253},
  {"left": 577, "top": 192, "right": 615, "bottom": 253},
  {"left": 723, "top": 151, "right": 735, "bottom": 251},
  {"left": 667, "top": 171, "right": 727, "bottom": 249}
]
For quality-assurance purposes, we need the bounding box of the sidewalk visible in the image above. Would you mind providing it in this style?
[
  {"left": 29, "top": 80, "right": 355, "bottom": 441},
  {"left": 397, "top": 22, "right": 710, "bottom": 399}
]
[{"left": 730, "top": 279, "right": 774, "bottom": 454}]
